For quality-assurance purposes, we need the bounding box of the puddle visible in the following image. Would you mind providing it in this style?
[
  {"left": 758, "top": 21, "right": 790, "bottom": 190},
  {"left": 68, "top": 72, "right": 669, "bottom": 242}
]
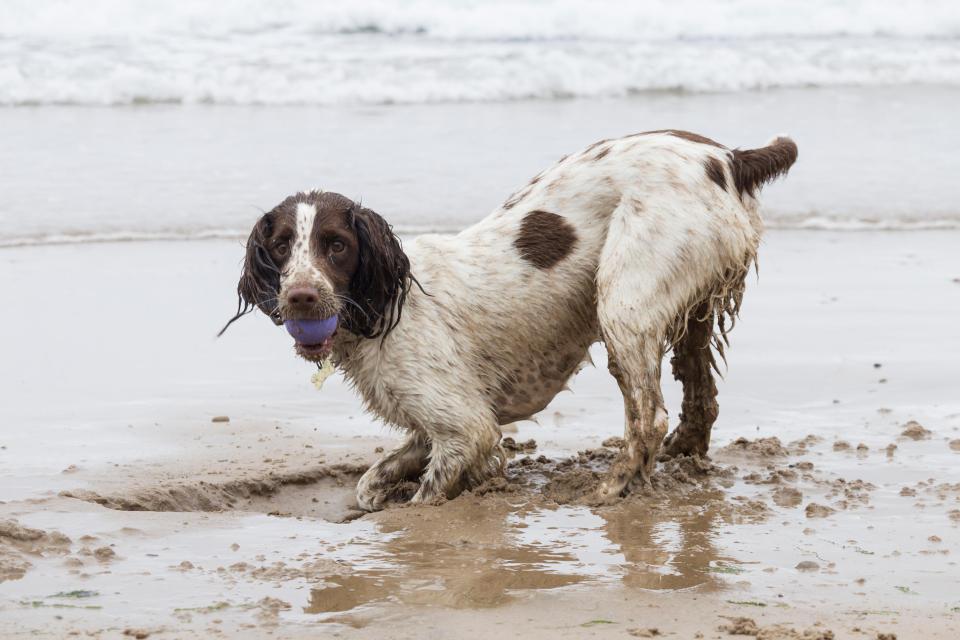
[{"left": 302, "top": 455, "right": 761, "bottom": 615}]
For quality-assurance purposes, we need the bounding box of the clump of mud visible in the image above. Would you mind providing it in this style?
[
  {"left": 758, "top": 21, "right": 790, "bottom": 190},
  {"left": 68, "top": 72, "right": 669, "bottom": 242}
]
[
  {"left": 900, "top": 420, "right": 932, "bottom": 440},
  {"left": 501, "top": 437, "right": 537, "bottom": 454},
  {"left": 744, "top": 468, "right": 798, "bottom": 485},
  {"left": 254, "top": 596, "right": 292, "bottom": 625},
  {"left": 0, "top": 519, "right": 72, "bottom": 582},
  {"left": 496, "top": 447, "right": 735, "bottom": 507},
  {"left": 772, "top": 487, "right": 804, "bottom": 508},
  {"left": 719, "top": 616, "right": 834, "bottom": 639},
  {"left": 720, "top": 437, "right": 788, "bottom": 457},
  {"left": 720, "top": 617, "right": 760, "bottom": 635},
  {"left": 788, "top": 435, "right": 823, "bottom": 453},
  {"left": 60, "top": 463, "right": 367, "bottom": 514},
  {"left": 805, "top": 503, "right": 835, "bottom": 519},
  {"left": 825, "top": 478, "right": 875, "bottom": 510},
  {"left": 469, "top": 475, "right": 522, "bottom": 497}
]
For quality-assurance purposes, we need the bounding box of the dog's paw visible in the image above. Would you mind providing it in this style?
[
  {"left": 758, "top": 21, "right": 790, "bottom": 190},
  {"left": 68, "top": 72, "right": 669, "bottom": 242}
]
[
  {"left": 356, "top": 467, "right": 420, "bottom": 511},
  {"left": 355, "top": 488, "right": 386, "bottom": 512},
  {"left": 355, "top": 466, "right": 389, "bottom": 512}
]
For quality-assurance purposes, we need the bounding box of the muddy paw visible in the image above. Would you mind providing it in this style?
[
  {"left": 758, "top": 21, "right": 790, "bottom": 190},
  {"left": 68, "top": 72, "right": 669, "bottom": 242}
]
[
  {"left": 659, "top": 429, "right": 708, "bottom": 460},
  {"left": 355, "top": 487, "right": 388, "bottom": 512},
  {"left": 588, "top": 476, "right": 631, "bottom": 505},
  {"left": 356, "top": 480, "right": 419, "bottom": 512},
  {"left": 356, "top": 466, "right": 394, "bottom": 512},
  {"left": 625, "top": 470, "right": 654, "bottom": 495},
  {"left": 582, "top": 487, "right": 618, "bottom": 507}
]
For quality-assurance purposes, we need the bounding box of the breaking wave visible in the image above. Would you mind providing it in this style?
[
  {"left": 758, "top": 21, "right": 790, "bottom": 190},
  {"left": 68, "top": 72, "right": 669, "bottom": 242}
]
[{"left": 2, "top": 0, "right": 959, "bottom": 106}]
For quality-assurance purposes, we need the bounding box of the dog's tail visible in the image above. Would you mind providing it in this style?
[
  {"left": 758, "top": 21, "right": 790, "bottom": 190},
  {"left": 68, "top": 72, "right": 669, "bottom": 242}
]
[{"left": 731, "top": 136, "right": 798, "bottom": 198}]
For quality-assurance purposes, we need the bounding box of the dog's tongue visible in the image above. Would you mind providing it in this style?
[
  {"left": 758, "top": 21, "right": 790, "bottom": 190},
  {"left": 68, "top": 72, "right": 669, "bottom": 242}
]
[{"left": 284, "top": 316, "right": 338, "bottom": 345}]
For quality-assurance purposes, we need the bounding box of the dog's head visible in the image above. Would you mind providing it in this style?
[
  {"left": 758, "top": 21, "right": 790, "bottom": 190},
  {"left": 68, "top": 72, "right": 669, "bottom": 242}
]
[{"left": 220, "top": 191, "right": 412, "bottom": 360}]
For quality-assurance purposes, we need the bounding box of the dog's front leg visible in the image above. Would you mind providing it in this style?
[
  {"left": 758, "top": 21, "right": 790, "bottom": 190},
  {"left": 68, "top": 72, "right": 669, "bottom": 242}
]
[
  {"left": 356, "top": 431, "right": 430, "bottom": 511},
  {"left": 410, "top": 418, "right": 503, "bottom": 505}
]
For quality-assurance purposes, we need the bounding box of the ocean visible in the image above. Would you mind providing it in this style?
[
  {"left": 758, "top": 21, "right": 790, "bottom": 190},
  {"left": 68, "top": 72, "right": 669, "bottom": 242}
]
[{"left": 1, "top": 0, "right": 959, "bottom": 245}]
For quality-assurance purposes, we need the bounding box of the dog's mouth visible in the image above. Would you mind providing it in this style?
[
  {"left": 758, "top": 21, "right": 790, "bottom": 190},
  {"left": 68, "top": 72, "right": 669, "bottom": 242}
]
[
  {"left": 294, "top": 332, "right": 336, "bottom": 362},
  {"left": 283, "top": 315, "right": 340, "bottom": 362}
]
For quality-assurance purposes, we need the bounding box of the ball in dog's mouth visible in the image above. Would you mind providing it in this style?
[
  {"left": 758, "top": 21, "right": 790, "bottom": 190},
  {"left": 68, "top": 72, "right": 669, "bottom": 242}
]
[{"left": 284, "top": 316, "right": 338, "bottom": 361}]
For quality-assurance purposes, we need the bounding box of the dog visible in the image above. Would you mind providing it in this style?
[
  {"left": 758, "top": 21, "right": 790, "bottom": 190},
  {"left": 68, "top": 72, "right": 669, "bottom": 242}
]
[{"left": 222, "top": 129, "right": 797, "bottom": 511}]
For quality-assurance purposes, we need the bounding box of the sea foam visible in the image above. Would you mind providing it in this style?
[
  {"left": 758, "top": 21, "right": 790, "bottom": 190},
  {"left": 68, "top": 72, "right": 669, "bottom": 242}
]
[{"left": 2, "top": 0, "right": 959, "bottom": 106}]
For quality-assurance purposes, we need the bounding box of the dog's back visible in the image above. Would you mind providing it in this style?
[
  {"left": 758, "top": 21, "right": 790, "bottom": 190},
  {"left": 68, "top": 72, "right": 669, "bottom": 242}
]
[{"left": 381, "top": 131, "right": 796, "bottom": 425}]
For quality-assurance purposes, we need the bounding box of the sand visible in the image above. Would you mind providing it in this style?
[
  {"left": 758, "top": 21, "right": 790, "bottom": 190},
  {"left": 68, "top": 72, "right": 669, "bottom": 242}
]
[{"left": 1, "top": 230, "right": 959, "bottom": 638}]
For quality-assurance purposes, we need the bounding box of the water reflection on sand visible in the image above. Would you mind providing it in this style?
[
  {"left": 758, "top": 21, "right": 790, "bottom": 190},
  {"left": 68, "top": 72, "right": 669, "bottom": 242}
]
[{"left": 306, "top": 487, "right": 751, "bottom": 614}]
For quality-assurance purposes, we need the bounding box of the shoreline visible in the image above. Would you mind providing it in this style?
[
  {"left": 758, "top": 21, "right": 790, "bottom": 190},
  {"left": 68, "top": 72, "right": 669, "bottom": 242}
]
[{"left": 4, "top": 217, "right": 960, "bottom": 251}]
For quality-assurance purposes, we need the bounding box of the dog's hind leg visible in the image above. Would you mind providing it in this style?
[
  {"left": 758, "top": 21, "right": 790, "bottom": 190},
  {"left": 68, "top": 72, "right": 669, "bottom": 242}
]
[
  {"left": 356, "top": 431, "right": 430, "bottom": 511},
  {"left": 596, "top": 338, "right": 669, "bottom": 501},
  {"left": 661, "top": 300, "right": 719, "bottom": 458},
  {"left": 592, "top": 195, "right": 684, "bottom": 501}
]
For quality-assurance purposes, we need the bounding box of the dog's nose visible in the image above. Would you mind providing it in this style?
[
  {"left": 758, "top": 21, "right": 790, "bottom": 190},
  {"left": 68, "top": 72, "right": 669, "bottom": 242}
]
[{"left": 286, "top": 286, "right": 320, "bottom": 307}]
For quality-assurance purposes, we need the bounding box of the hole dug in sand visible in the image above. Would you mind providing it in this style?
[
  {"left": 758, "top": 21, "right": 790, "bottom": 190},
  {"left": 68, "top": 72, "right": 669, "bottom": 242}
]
[{"left": 60, "top": 463, "right": 368, "bottom": 522}]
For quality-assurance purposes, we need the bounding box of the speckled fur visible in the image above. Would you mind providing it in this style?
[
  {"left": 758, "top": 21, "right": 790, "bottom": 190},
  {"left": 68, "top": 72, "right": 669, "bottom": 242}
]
[{"left": 323, "top": 131, "right": 796, "bottom": 510}]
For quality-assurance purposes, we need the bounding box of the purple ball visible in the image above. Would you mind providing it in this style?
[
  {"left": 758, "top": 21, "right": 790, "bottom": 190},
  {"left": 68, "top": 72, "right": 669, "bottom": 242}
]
[{"left": 283, "top": 316, "right": 338, "bottom": 345}]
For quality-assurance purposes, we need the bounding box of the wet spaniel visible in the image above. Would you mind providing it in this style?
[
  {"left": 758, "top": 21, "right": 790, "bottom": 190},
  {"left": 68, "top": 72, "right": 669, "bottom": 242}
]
[{"left": 222, "top": 130, "right": 797, "bottom": 511}]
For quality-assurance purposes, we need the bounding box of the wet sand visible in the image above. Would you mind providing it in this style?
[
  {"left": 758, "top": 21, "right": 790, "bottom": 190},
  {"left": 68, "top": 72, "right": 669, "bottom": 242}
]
[{"left": 1, "top": 230, "right": 959, "bottom": 638}]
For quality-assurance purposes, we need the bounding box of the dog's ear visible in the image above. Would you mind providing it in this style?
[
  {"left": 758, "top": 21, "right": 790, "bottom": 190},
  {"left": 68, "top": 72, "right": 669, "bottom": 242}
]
[
  {"left": 345, "top": 206, "right": 412, "bottom": 339},
  {"left": 218, "top": 214, "right": 282, "bottom": 336}
]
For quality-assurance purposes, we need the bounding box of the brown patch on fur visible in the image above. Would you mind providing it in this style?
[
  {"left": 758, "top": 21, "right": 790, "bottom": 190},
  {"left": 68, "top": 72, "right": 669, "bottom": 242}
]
[
  {"left": 593, "top": 146, "right": 611, "bottom": 161},
  {"left": 641, "top": 129, "right": 725, "bottom": 148},
  {"left": 731, "top": 137, "right": 798, "bottom": 198},
  {"left": 704, "top": 156, "right": 727, "bottom": 191},
  {"left": 662, "top": 301, "right": 719, "bottom": 458},
  {"left": 514, "top": 210, "right": 578, "bottom": 269}
]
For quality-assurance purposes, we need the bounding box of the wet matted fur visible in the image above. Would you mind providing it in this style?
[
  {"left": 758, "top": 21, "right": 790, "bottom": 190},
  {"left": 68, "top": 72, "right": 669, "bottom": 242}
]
[{"left": 225, "top": 130, "right": 797, "bottom": 510}]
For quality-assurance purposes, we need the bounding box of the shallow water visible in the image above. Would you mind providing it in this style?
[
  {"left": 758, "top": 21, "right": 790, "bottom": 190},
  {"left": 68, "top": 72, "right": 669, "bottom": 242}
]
[{"left": 2, "top": 87, "right": 960, "bottom": 249}]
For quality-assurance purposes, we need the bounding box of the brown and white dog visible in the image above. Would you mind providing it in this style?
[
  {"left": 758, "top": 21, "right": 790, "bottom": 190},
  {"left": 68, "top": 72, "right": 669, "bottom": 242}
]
[{"left": 223, "top": 129, "right": 797, "bottom": 511}]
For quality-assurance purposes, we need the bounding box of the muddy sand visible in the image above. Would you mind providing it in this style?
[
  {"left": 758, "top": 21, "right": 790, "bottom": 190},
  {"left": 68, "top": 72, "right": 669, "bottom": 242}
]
[{"left": 1, "top": 231, "right": 959, "bottom": 638}]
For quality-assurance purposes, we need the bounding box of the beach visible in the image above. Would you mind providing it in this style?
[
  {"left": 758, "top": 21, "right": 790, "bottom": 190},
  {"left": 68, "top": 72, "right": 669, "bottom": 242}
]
[
  {"left": 1, "top": 229, "right": 959, "bottom": 638},
  {"left": 3, "top": 1, "right": 960, "bottom": 635}
]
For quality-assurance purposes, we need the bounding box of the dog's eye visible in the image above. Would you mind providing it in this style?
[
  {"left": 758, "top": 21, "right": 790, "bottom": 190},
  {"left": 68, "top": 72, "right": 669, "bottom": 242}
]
[
  {"left": 274, "top": 242, "right": 289, "bottom": 257},
  {"left": 329, "top": 239, "right": 346, "bottom": 254}
]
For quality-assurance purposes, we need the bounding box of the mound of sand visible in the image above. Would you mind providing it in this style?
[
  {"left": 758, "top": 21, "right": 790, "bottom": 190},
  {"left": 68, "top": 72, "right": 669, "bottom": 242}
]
[
  {"left": 0, "top": 519, "right": 72, "bottom": 582},
  {"left": 719, "top": 616, "right": 835, "bottom": 639}
]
